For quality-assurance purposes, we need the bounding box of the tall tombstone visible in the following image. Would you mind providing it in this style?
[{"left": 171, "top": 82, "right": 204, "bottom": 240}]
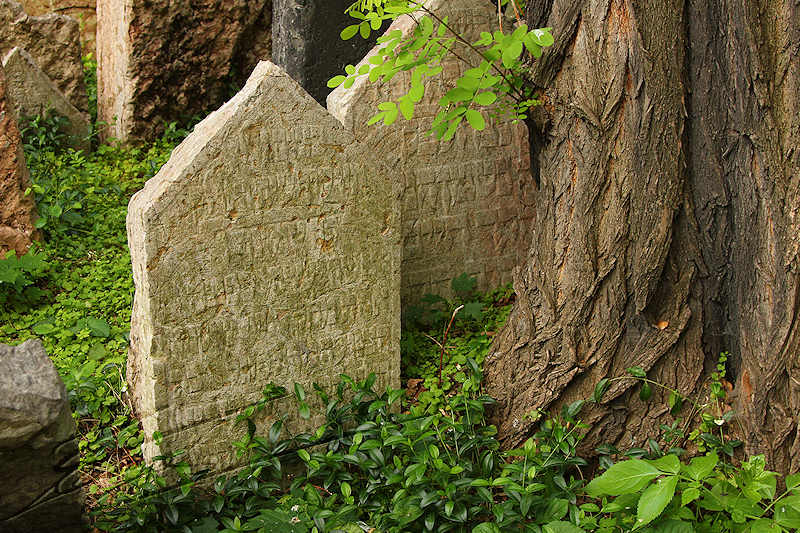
[
  {"left": 0, "top": 0, "right": 87, "bottom": 112},
  {"left": 0, "top": 64, "right": 37, "bottom": 256},
  {"left": 97, "top": 0, "right": 272, "bottom": 143},
  {"left": 273, "top": 0, "right": 384, "bottom": 104},
  {"left": 328, "top": 0, "right": 535, "bottom": 303},
  {"left": 0, "top": 340, "right": 85, "bottom": 533},
  {"left": 127, "top": 61, "right": 400, "bottom": 476}
]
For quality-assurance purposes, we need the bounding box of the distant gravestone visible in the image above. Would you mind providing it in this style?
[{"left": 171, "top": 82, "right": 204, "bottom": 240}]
[
  {"left": 127, "top": 61, "right": 400, "bottom": 476},
  {"left": 0, "top": 0, "right": 86, "bottom": 112},
  {"left": 19, "top": 0, "right": 97, "bottom": 54},
  {"left": 0, "top": 340, "right": 85, "bottom": 533},
  {"left": 328, "top": 0, "right": 534, "bottom": 302},
  {"left": 3, "top": 47, "right": 89, "bottom": 151},
  {"left": 97, "top": 0, "right": 272, "bottom": 142},
  {"left": 0, "top": 64, "right": 37, "bottom": 256},
  {"left": 273, "top": 0, "right": 385, "bottom": 104}
]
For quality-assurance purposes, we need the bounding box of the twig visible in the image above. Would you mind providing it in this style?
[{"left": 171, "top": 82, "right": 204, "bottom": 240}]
[{"left": 438, "top": 305, "right": 464, "bottom": 388}]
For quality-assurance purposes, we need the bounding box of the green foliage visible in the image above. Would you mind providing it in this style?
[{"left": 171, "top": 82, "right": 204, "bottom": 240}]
[
  {"left": 0, "top": 247, "right": 49, "bottom": 304},
  {"left": 1, "top": 106, "right": 187, "bottom": 486},
  {"left": 331, "top": 0, "right": 554, "bottom": 139}
]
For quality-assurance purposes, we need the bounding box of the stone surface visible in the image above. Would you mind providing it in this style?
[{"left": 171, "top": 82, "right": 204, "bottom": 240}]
[
  {"left": 19, "top": 0, "right": 97, "bottom": 54},
  {"left": 127, "top": 61, "right": 400, "bottom": 476},
  {"left": 97, "top": 0, "right": 272, "bottom": 142},
  {"left": 3, "top": 47, "right": 90, "bottom": 150},
  {"left": 328, "top": 0, "right": 535, "bottom": 303},
  {"left": 0, "top": 0, "right": 87, "bottom": 112},
  {"left": 0, "top": 340, "right": 85, "bottom": 533},
  {"left": 0, "top": 65, "right": 37, "bottom": 256},
  {"left": 273, "top": 0, "right": 384, "bottom": 105}
]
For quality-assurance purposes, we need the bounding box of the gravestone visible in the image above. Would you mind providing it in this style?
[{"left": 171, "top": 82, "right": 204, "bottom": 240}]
[
  {"left": 0, "top": 340, "right": 85, "bottom": 533},
  {"left": 3, "top": 47, "right": 90, "bottom": 151},
  {"left": 97, "top": 0, "right": 272, "bottom": 142},
  {"left": 19, "top": 0, "right": 97, "bottom": 54},
  {"left": 0, "top": 64, "right": 37, "bottom": 256},
  {"left": 273, "top": 0, "right": 385, "bottom": 104},
  {"left": 127, "top": 61, "right": 400, "bottom": 476},
  {"left": 0, "top": 0, "right": 87, "bottom": 112},
  {"left": 328, "top": 0, "right": 535, "bottom": 303}
]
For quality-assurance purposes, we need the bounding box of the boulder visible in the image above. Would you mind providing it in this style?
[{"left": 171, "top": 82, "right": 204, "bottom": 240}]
[
  {"left": 0, "top": 339, "right": 85, "bottom": 533},
  {"left": 0, "top": 0, "right": 87, "bottom": 112},
  {"left": 0, "top": 64, "right": 37, "bottom": 257},
  {"left": 3, "top": 47, "right": 90, "bottom": 151}
]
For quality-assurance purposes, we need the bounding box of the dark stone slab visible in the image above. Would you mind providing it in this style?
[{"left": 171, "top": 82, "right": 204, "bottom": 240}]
[{"left": 272, "top": 0, "right": 385, "bottom": 103}]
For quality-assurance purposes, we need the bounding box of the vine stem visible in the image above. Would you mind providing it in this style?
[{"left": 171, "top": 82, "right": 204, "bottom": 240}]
[{"left": 438, "top": 305, "right": 464, "bottom": 389}]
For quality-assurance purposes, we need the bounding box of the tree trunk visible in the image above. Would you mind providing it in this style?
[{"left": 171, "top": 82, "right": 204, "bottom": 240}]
[{"left": 485, "top": 0, "right": 800, "bottom": 473}]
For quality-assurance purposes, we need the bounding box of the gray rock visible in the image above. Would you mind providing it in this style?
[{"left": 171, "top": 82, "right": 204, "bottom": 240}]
[
  {"left": 0, "top": 339, "right": 85, "bottom": 532},
  {"left": 2, "top": 47, "right": 90, "bottom": 151}
]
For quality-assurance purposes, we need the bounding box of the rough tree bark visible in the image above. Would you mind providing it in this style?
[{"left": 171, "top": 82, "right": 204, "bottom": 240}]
[{"left": 485, "top": 0, "right": 800, "bottom": 473}]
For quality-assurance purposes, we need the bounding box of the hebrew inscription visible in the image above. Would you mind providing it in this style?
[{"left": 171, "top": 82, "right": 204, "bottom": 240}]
[
  {"left": 328, "top": 0, "right": 535, "bottom": 303},
  {"left": 127, "top": 61, "right": 400, "bottom": 475}
]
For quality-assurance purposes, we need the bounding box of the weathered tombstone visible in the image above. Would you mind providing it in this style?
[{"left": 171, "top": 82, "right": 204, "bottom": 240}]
[
  {"left": 19, "top": 0, "right": 97, "bottom": 54},
  {"left": 127, "top": 61, "right": 400, "bottom": 476},
  {"left": 0, "top": 340, "right": 85, "bottom": 533},
  {"left": 0, "top": 0, "right": 87, "bottom": 112},
  {"left": 273, "top": 0, "right": 385, "bottom": 105},
  {"left": 3, "top": 47, "right": 90, "bottom": 150},
  {"left": 0, "top": 64, "right": 37, "bottom": 256},
  {"left": 328, "top": 0, "right": 535, "bottom": 303},
  {"left": 97, "top": 0, "right": 272, "bottom": 142}
]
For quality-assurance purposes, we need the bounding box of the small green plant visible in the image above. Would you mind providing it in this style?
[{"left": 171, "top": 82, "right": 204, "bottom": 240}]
[{"left": 0, "top": 247, "right": 49, "bottom": 304}]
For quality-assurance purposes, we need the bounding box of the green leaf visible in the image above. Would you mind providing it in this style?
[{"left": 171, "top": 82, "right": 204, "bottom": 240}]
[
  {"left": 502, "top": 40, "right": 524, "bottom": 68},
  {"left": 648, "top": 454, "right": 680, "bottom": 474},
  {"left": 298, "top": 401, "right": 310, "bottom": 419},
  {"left": 472, "top": 524, "right": 501, "bottom": 533},
  {"left": 637, "top": 475, "right": 678, "bottom": 527},
  {"left": 750, "top": 519, "right": 781, "bottom": 533},
  {"left": 639, "top": 382, "right": 653, "bottom": 401},
  {"left": 294, "top": 383, "right": 306, "bottom": 402},
  {"left": 681, "top": 486, "right": 700, "bottom": 506},
  {"left": 474, "top": 91, "right": 497, "bottom": 106},
  {"left": 682, "top": 452, "right": 718, "bottom": 481},
  {"left": 340, "top": 24, "right": 360, "bottom": 40},
  {"left": 543, "top": 522, "right": 584, "bottom": 533},
  {"left": 297, "top": 449, "right": 310, "bottom": 462},
  {"left": 465, "top": 109, "right": 486, "bottom": 131},
  {"left": 593, "top": 378, "right": 611, "bottom": 403},
  {"left": 398, "top": 97, "right": 414, "bottom": 120},
  {"left": 32, "top": 322, "right": 57, "bottom": 335},
  {"left": 627, "top": 366, "right": 647, "bottom": 378},
  {"left": 327, "top": 75, "right": 347, "bottom": 88},
  {"left": 359, "top": 21, "right": 370, "bottom": 39},
  {"left": 87, "top": 317, "right": 111, "bottom": 337},
  {"left": 787, "top": 473, "right": 800, "bottom": 490},
  {"left": 585, "top": 459, "right": 662, "bottom": 496}
]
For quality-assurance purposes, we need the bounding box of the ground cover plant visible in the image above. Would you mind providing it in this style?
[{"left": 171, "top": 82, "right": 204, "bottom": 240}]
[{"left": 0, "top": 99, "right": 191, "bottom": 493}]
